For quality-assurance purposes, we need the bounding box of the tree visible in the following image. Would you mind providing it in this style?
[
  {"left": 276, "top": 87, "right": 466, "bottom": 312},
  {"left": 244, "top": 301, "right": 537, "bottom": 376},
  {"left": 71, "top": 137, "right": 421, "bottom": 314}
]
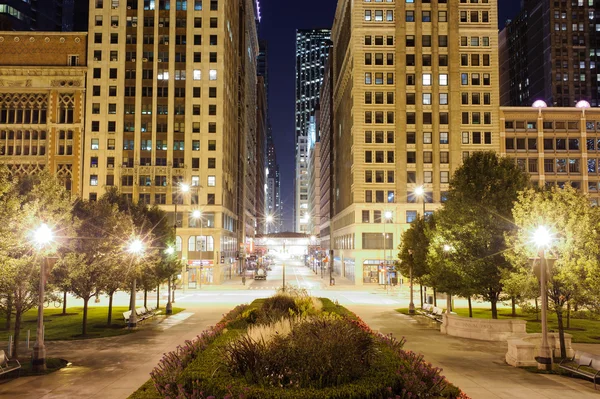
[
  {"left": 426, "top": 209, "right": 478, "bottom": 316},
  {"left": 397, "top": 215, "right": 433, "bottom": 308},
  {"left": 0, "top": 169, "right": 74, "bottom": 357},
  {"left": 507, "top": 185, "right": 600, "bottom": 358},
  {"left": 66, "top": 199, "right": 135, "bottom": 336},
  {"left": 437, "top": 152, "right": 530, "bottom": 318}
]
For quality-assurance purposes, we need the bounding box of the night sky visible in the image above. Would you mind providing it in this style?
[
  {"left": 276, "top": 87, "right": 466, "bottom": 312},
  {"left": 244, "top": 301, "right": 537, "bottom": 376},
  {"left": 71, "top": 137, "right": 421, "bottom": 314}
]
[{"left": 258, "top": 0, "right": 523, "bottom": 231}]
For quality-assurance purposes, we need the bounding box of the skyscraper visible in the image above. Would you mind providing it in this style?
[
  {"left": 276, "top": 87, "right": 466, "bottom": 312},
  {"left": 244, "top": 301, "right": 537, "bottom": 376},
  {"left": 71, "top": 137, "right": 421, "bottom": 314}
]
[
  {"left": 0, "top": 0, "right": 88, "bottom": 32},
  {"left": 330, "top": 0, "right": 500, "bottom": 284},
  {"left": 295, "top": 28, "right": 331, "bottom": 233},
  {"left": 500, "top": 0, "right": 600, "bottom": 107},
  {"left": 82, "top": 0, "right": 259, "bottom": 286}
]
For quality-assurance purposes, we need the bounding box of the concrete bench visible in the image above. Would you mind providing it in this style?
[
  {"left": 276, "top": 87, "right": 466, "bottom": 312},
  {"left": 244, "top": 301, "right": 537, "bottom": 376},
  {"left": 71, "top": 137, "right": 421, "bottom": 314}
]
[
  {"left": 0, "top": 350, "right": 21, "bottom": 377},
  {"left": 559, "top": 350, "right": 600, "bottom": 389}
]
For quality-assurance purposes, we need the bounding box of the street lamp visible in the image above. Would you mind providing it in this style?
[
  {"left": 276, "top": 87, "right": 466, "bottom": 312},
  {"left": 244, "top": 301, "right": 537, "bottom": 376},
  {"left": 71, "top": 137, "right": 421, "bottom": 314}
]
[
  {"left": 32, "top": 223, "right": 54, "bottom": 372},
  {"left": 414, "top": 186, "right": 426, "bottom": 217},
  {"left": 443, "top": 244, "right": 452, "bottom": 314},
  {"left": 309, "top": 235, "right": 317, "bottom": 273},
  {"left": 383, "top": 211, "right": 392, "bottom": 290},
  {"left": 407, "top": 249, "right": 415, "bottom": 315},
  {"left": 127, "top": 238, "right": 145, "bottom": 328},
  {"left": 532, "top": 225, "right": 553, "bottom": 371},
  {"left": 190, "top": 209, "right": 204, "bottom": 289}
]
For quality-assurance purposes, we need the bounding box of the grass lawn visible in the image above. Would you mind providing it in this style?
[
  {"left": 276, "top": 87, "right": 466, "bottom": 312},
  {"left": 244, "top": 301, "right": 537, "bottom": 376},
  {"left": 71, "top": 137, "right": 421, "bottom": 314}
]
[
  {"left": 396, "top": 307, "right": 600, "bottom": 344},
  {"left": 0, "top": 306, "right": 185, "bottom": 342}
]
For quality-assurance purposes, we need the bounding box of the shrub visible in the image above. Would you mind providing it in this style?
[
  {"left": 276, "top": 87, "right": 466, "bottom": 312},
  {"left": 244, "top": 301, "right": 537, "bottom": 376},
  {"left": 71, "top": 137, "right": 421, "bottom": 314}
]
[{"left": 259, "top": 294, "right": 298, "bottom": 322}]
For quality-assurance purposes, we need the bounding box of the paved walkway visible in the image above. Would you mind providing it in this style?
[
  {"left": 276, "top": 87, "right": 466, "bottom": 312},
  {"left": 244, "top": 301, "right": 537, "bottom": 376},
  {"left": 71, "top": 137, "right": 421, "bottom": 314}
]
[
  {"left": 2, "top": 280, "right": 600, "bottom": 399},
  {"left": 0, "top": 306, "right": 230, "bottom": 399},
  {"left": 347, "top": 304, "right": 600, "bottom": 399}
]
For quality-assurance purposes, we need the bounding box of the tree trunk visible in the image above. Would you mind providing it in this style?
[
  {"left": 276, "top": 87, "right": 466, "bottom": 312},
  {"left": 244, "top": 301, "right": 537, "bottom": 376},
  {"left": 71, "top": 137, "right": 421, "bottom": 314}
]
[
  {"left": 107, "top": 292, "right": 114, "bottom": 325},
  {"left": 566, "top": 301, "right": 571, "bottom": 329},
  {"left": 156, "top": 285, "right": 160, "bottom": 309},
  {"left": 535, "top": 297, "right": 539, "bottom": 321},
  {"left": 13, "top": 307, "right": 22, "bottom": 358},
  {"left": 511, "top": 297, "right": 517, "bottom": 317},
  {"left": 556, "top": 305, "right": 567, "bottom": 359},
  {"left": 5, "top": 295, "right": 12, "bottom": 330},
  {"left": 82, "top": 297, "right": 89, "bottom": 336},
  {"left": 143, "top": 289, "right": 147, "bottom": 309},
  {"left": 62, "top": 291, "right": 67, "bottom": 315},
  {"left": 468, "top": 297, "right": 473, "bottom": 318},
  {"left": 419, "top": 284, "right": 423, "bottom": 309},
  {"left": 491, "top": 299, "right": 498, "bottom": 319},
  {"left": 433, "top": 288, "right": 437, "bottom": 306}
]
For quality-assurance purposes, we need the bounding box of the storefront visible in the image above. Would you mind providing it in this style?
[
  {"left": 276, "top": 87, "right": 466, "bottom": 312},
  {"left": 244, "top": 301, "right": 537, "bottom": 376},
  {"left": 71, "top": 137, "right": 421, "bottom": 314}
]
[{"left": 187, "top": 260, "right": 214, "bottom": 288}]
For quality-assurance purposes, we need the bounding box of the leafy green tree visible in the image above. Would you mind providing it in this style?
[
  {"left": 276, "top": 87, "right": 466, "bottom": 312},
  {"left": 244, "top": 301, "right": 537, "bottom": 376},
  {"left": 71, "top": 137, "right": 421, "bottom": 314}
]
[
  {"left": 65, "top": 199, "right": 135, "bottom": 335},
  {"left": 0, "top": 169, "right": 74, "bottom": 356},
  {"left": 508, "top": 185, "right": 600, "bottom": 357},
  {"left": 437, "top": 152, "right": 529, "bottom": 318},
  {"left": 397, "top": 215, "right": 432, "bottom": 308}
]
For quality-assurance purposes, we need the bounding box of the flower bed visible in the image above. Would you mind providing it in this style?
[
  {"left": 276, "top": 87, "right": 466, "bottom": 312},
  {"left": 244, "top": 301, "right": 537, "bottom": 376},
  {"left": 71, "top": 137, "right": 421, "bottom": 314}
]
[{"left": 135, "top": 291, "right": 468, "bottom": 399}]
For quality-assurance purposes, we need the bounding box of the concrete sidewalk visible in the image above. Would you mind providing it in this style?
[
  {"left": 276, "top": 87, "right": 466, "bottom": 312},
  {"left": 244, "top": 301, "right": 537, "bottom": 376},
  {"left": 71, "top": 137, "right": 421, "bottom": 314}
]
[
  {"left": 0, "top": 306, "right": 230, "bottom": 399},
  {"left": 347, "top": 304, "right": 600, "bottom": 399}
]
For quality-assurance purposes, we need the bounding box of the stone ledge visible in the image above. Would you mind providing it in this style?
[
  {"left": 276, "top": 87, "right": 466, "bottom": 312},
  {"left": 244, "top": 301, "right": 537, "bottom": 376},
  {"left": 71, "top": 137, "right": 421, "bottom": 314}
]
[
  {"left": 440, "top": 314, "right": 527, "bottom": 341},
  {"left": 506, "top": 333, "right": 574, "bottom": 367}
]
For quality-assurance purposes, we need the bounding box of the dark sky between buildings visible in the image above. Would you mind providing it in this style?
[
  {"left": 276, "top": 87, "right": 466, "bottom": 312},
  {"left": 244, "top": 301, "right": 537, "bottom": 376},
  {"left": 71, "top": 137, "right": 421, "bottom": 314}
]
[{"left": 258, "top": 0, "right": 523, "bottom": 231}]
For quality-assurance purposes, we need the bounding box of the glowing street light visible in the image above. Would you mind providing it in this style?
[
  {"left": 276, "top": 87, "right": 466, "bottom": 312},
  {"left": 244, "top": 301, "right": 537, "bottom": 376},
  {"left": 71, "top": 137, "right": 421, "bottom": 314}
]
[
  {"left": 32, "top": 223, "right": 55, "bottom": 372},
  {"left": 165, "top": 247, "right": 175, "bottom": 255},
  {"left": 127, "top": 238, "right": 145, "bottom": 328},
  {"left": 531, "top": 225, "right": 553, "bottom": 371},
  {"left": 266, "top": 214, "right": 274, "bottom": 224},
  {"left": 533, "top": 226, "right": 552, "bottom": 248},
  {"left": 414, "top": 186, "right": 426, "bottom": 217},
  {"left": 179, "top": 183, "right": 190, "bottom": 193},
  {"left": 33, "top": 224, "right": 54, "bottom": 247}
]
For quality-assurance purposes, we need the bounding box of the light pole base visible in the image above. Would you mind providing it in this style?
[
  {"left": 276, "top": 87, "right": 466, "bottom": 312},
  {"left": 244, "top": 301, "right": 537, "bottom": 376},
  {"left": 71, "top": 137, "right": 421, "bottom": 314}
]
[
  {"left": 32, "top": 345, "right": 46, "bottom": 372},
  {"left": 408, "top": 303, "right": 416, "bottom": 315},
  {"left": 166, "top": 302, "right": 173, "bottom": 315},
  {"left": 536, "top": 356, "right": 553, "bottom": 371},
  {"left": 128, "top": 321, "right": 137, "bottom": 328}
]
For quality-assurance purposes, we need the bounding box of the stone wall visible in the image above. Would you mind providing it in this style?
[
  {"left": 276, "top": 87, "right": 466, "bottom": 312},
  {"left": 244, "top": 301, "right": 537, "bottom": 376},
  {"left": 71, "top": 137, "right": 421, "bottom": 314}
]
[{"left": 440, "top": 314, "right": 527, "bottom": 341}]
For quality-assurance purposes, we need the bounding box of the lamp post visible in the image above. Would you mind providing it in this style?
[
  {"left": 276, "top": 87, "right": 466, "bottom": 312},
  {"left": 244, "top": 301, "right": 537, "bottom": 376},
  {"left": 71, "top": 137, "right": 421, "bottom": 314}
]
[
  {"left": 310, "top": 235, "right": 317, "bottom": 274},
  {"left": 383, "top": 211, "right": 392, "bottom": 291},
  {"left": 407, "top": 249, "right": 415, "bottom": 314},
  {"left": 414, "top": 186, "right": 427, "bottom": 304},
  {"left": 191, "top": 209, "right": 204, "bottom": 288},
  {"left": 533, "top": 226, "right": 553, "bottom": 371},
  {"left": 169, "top": 182, "right": 190, "bottom": 314},
  {"left": 127, "top": 238, "right": 145, "bottom": 328},
  {"left": 443, "top": 244, "right": 452, "bottom": 314},
  {"left": 32, "top": 224, "right": 54, "bottom": 372}
]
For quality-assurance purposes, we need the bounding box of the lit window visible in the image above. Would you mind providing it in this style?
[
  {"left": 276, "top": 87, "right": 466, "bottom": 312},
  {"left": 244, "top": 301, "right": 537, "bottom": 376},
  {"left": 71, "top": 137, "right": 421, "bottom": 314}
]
[
  {"left": 422, "top": 73, "right": 431, "bottom": 86},
  {"left": 208, "top": 175, "right": 216, "bottom": 186},
  {"left": 209, "top": 69, "right": 217, "bottom": 80},
  {"left": 193, "top": 69, "right": 201, "bottom": 80}
]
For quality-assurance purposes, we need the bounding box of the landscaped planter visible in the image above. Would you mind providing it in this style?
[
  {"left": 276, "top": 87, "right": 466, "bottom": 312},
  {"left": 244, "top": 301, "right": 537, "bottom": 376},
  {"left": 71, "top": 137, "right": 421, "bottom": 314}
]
[
  {"left": 440, "top": 314, "right": 527, "bottom": 341},
  {"left": 133, "top": 292, "right": 469, "bottom": 399}
]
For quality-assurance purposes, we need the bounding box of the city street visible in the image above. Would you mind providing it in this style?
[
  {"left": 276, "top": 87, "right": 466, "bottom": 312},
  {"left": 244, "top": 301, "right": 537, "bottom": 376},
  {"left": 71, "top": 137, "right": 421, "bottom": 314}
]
[{"left": 1, "top": 257, "right": 599, "bottom": 398}]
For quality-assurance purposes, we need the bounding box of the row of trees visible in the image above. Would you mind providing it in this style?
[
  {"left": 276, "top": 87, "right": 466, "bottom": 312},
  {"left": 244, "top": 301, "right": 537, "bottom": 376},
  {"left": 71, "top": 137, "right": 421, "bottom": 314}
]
[
  {"left": 397, "top": 152, "right": 600, "bottom": 358},
  {"left": 0, "top": 168, "right": 181, "bottom": 357}
]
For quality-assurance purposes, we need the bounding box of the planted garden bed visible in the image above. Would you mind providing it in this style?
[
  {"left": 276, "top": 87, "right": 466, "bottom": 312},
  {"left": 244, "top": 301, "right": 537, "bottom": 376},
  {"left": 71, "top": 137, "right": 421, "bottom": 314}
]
[{"left": 131, "top": 289, "right": 468, "bottom": 399}]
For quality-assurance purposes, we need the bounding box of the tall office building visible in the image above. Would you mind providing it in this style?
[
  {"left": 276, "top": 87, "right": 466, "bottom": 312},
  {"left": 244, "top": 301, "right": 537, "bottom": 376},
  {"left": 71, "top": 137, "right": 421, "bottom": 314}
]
[
  {"left": 82, "top": 0, "right": 259, "bottom": 286},
  {"left": 266, "top": 125, "right": 281, "bottom": 233},
  {"left": 0, "top": 0, "right": 88, "bottom": 32},
  {"left": 330, "top": 0, "right": 500, "bottom": 284},
  {"left": 319, "top": 49, "right": 333, "bottom": 258},
  {"left": 500, "top": 0, "right": 600, "bottom": 107},
  {"left": 307, "top": 112, "right": 320, "bottom": 236},
  {"left": 0, "top": 32, "right": 87, "bottom": 196},
  {"left": 295, "top": 28, "right": 331, "bottom": 232}
]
